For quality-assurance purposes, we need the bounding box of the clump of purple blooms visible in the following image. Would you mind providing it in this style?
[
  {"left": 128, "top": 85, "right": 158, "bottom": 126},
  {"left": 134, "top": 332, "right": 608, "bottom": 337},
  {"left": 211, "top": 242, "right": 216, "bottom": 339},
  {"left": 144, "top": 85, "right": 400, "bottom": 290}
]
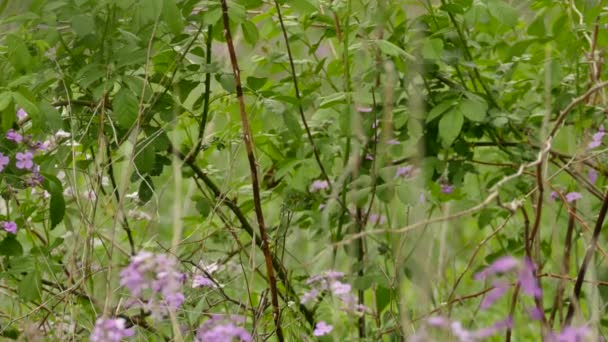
[
  {"left": 195, "top": 315, "right": 252, "bottom": 342},
  {"left": 310, "top": 179, "right": 329, "bottom": 192},
  {"left": 588, "top": 126, "right": 605, "bottom": 149},
  {"left": 2, "top": 221, "right": 17, "bottom": 234},
  {"left": 313, "top": 321, "right": 333, "bottom": 336},
  {"left": 120, "top": 251, "right": 186, "bottom": 319},
  {"left": 301, "top": 270, "right": 368, "bottom": 313},
  {"left": 89, "top": 317, "right": 134, "bottom": 342}
]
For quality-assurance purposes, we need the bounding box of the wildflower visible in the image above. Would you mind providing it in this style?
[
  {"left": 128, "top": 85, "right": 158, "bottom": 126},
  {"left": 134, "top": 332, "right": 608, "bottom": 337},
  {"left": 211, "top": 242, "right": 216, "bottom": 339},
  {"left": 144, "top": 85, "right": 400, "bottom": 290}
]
[
  {"left": 473, "top": 256, "right": 519, "bottom": 280},
  {"left": 356, "top": 107, "right": 372, "bottom": 113},
  {"left": 425, "top": 316, "right": 512, "bottom": 341},
  {"left": 550, "top": 191, "right": 559, "bottom": 201},
  {"left": 440, "top": 183, "right": 454, "bottom": 194},
  {"left": 387, "top": 139, "right": 400, "bottom": 145},
  {"left": 2, "top": 221, "right": 17, "bottom": 234},
  {"left": 300, "top": 288, "right": 319, "bottom": 304},
  {"left": 6, "top": 129, "right": 22, "bottom": 143},
  {"left": 365, "top": 154, "right": 374, "bottom": 160},
  {"left": 0, "top": 153, "right": 9, "bottom": 172},
  {"left": 16, "top": 108, "right": 28, "bottom": 121},
  {"left": 55, "top": 129, "right": 71, "bottom": 139},
  {"left": 368, "top": 213, "right": 386, "bottom": 225},
  {"left": 83, "top": 190, "right": 97, "bottom": 201},
  {"left": 90, "top": 317, "right": 134, "bottom": 342},
  {"left": 195, "top": 315, "right": 252, "bottom": 342},
  {"left": 127, "top": 210, "right": 152, "bottom": 221},
  {"left": 565, "top": 192, "right": 582, "bottom": 203},
  {"left": 527, "top": 306, "right": 544, "bottom": 321},
  {"left": 547, "top": 325, "right": 589, "bottom": 342},
  {"left": 119, "top": 252, "right": 185, "bottom": 318},
  {"left": 518, "top": 258, "right": 542, "bottom": 298},
  {"left": 588, "top": 126, "right": 605, "bottom": 149},
  {"left": 192, "top": 275, "right": 216, "bottom": 288},
  {"left": 25, "top": 170, "right": 44, "bottom": 187},
  {"left": 313, "top": 321, "right": 333, "bottom": 336},
  {"left": 395, "top": 165, "right": 414, "bottom": 178},
  {"left": 310, "top": 179, "right": 329, "bottom": 192},
  {"left": 330, "top": 281, "right": 351, "bottom": 296},
  {"left": 15, "top": 151, "right": 34, "bottom": 169},
  {"left": 588, "top": 168, "right": 598, "bottom": 184},
  {"left": 480, "top": 281, "right": 509, "bottom": 309}
]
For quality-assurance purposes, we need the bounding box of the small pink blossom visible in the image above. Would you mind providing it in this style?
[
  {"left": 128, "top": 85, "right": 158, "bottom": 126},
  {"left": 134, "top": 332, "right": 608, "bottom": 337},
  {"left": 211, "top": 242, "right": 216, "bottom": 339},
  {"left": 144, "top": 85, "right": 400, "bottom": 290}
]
[
  {"left": 440, "top": 183, "right": 454, "bottom": 194},
  {"left": 313, "top": 321, "right": 333, "bottom": 336},
  {"left": 565, "top": 192, "right": 582, "bottom": 203},
  {"left": 310, "top": 179, "right": 329, "bottom": 191},
  {"left": 6, "top": 129, "right": 22, "bottom": 143},
  {"left": 16, "top": 108, "right": 28, "bottom": 121},
  {"left": 588, "top": 168, "right": 598, "bottom": 184}
]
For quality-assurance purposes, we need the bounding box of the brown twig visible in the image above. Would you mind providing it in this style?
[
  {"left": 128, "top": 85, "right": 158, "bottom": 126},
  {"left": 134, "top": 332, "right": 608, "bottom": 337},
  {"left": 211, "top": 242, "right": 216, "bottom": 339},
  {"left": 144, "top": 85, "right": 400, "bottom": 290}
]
[{"left": 218, "top": 1, "right": 283, "bottom": 339}]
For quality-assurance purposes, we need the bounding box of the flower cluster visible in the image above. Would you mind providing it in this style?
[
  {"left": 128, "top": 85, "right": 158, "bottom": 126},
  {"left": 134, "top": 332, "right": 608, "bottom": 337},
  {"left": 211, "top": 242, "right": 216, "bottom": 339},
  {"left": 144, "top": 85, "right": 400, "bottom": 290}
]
[
  {"left": 588, "top": 126, "right": 605, "bottom": 149},
  {"left": 2, "top": 221, "right": 17, "bottom": 234},
  {"left": 301, "top": 270, "right": 368, "bottom": 313},
  {"left": 119, "top": 251, "right": 186, "bottom": 319},
  {"left": 313, "top": 321, "right": 333, "bottom": 336},
  {"left": 90, "top": 317, "right": 134, "bottom": 342},
  {"left": 195, "top": 315, "right": 252, "bottom": 342}
]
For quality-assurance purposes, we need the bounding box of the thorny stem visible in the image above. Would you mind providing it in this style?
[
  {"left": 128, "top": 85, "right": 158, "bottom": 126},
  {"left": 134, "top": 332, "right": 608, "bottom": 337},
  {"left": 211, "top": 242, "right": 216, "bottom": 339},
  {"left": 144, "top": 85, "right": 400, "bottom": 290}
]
[{"left": 218, "top": 1, "right": 283, "bottom": 339}]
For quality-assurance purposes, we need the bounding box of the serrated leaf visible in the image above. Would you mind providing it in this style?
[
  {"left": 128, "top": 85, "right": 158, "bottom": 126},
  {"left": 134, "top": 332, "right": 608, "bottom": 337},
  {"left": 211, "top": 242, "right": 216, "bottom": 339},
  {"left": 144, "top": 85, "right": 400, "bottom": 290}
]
[{"left": 438, "top": 109, "right": 464, "bottom": 147}]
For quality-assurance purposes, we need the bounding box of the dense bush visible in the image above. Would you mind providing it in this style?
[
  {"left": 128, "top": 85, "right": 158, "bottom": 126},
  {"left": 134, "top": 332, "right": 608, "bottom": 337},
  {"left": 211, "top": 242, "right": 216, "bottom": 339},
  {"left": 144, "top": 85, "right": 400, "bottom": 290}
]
[{"left": 0, "top": 0, "right": 606, "bottom": 340}]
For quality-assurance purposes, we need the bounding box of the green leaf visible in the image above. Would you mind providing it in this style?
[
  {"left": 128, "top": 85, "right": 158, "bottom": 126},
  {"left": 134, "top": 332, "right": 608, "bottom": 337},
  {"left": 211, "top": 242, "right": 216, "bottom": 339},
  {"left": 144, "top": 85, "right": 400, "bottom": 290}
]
[
  {"left": 374, "top": 40, "right": 415, "bottom": 60},
  {"left": 376, "top": 286, "right": 391, "bottom": 313},
  {"left": 11, "top": 90, "right": 39, "bottom": 118},
  {"left": 487, "top": 0, "right": 518, "bottom": 27},
  {"left": 162, "top": 0, "right": 184, "bottom": 34},
  {"left": 134, "top": 143, "right": 156, "bottom": 175},
  {"left": 71, "top": 15, "right": 95, "bottom": 37},
  {"left": 0, "top": 236, "right": 23, "bottom": 256},
  {"left": 438, "top": 109, "right": 464, "bottom": 147},
  {"left": 459, "top": 98, "right": 487, "bottom": 122},
  {"left": 1, "top": 105, "right": 15, "bottom": 132},
  {"left": 113, "top": 88, "right": 139, "bottom": 129},
  {"left": 0, "top": 92, "right": 13, "bottom": 112},
  {"left": 286, "top": 0, "right": 318, "bottom": 14},
  {"left": 246, "top": 76, "right": 267, "bottom": 91},
  {"left": 426, "top": 100, "right": 455, "bottom": 123},
  {"left": 241, "top": 20, "right": 259, "bottom": 46},
  {"left": 138, "top": 177, "right": 155, "bottom": 204},
  {"left": 421, "top": 39, "right": 444, "bottom": 60},
  {"left": 195, "top": 197, "right": 212, "bottom": 217},
  {"left": 42, "top": 175, "right": 66, "bottom": 229},
  {"left": 18, "top": 270, "right": 42, "bottom": 302},
  {"left": 6, "top": 35, "right": 32, "bottom": 73}
]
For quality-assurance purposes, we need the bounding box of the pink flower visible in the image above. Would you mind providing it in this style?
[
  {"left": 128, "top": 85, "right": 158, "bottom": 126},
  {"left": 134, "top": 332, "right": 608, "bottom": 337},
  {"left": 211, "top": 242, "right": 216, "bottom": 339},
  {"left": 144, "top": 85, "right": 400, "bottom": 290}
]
[
  {"left": 588, "top": 126, "right": 605, "bottom": 149},
  {"left": 356, "top": 107, "right": 372, "bottom": 113},
  {"left": 474, "top": 256, "right": 519, "bottom": 280},
  {"left": 2, "top": 221, "right": 17, "bottom": 234},
  {"left": 387, "top": 139, "right": 400, "bottom": 145},
  {"left": 0, "top": 153, "right": 9, "bottom": 172},
  {"left": 16, "top": 108, "right": 28, "bottom": 121},
  {"left": 15, "top": 152, "right": 33, "bottom": 169},
  {"left": 313, "top": 321, "right": 333, "bottom": 336},
  {"left": 90, "top": 317, "right": 135, "bottom": 342},
  {"left": 480, "top": 281, "right": 509, "bottom": 309}
]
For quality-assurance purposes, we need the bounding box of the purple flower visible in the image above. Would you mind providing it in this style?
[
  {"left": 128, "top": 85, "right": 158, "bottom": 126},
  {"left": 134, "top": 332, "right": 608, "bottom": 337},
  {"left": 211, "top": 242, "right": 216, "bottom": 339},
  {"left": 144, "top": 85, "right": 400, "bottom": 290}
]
[
  {"left": 547, "top": 325, "right": 589, "bottom": 342},
  {"left": 16, "top": 108, "right": 28, "bottom": 121},
  {"left": 472, "top": 317, "right": 513, "bottom": 339},
  {"left": 119, "top": 252, "right": 185, "bottom": 319},
  {"left": 588, "top": 127, "right": 605, "bottom": 149},
  {"left": 518, "top": 258, "right": 542, "bottom": 298},
  {"left": 300, "top": 288, "right": 319, "bottom": 304},
  {"left": 368, "top": 213, "right": 386, "bottom": 225},
  {"left": 2, "top": 221, "right": 17, "bottom": 234},
  {"left": 192, "top": 275, "right": 216, "bottom": 288},
  {"left": 550, "top": 191, "right": 559, "bottom": 201},
  {"left": 6, "top": 129, "right": 22, "bottom": 143},
  {"left": 395, "top": 165, "right": 414, "bottom": 178},
  {"left": 25, "top": 170, "right": 44, "bottom": 187},
  {"left": 426, "top": 316, "right": 512, "bottom": 341},
  {"left": 0, "top": 153, "right": 9, "bottom": 172},
  {"left": 527, "top": 306, "right": 544, "bottom": 321},
  {"left": 365, "top": 153, "right": 374, "bottom": 160},
  {"left": 90, "top": 317, "right": 135, "bottom": 342},
  {"left": 313, "top": 321, "right": 333, "bottom": 336},
  {"left": 480, "top": 281, "right": 509, "bottom": 309},
  {"left": 474, "top": 256, "right": 519, "bottom": 280},
  {"left": 387, "top": 139, "right": 400, "bottom": 145},
  {"left": 565, "top": 192, "right": 582, "bottom": 203},
  {"left": 440, "top": 183, "right": 454, "bottom": 194},
  {"left": 427, "top": 316, "right": 450, "bottom": 327},
  {"left": 588, "top": 168, "right": 599, "bottom": 184},
  {"left": 195, "top": 315, "right": 252, "bottom": 342},
  {"left": 15, "top": 151, "right": 34, "bottom": 170},
  {"left": 330, "top": 281, "right": 351, "bottom": 295},
  {"left": 310, "top": 179, "right": 329, "bottom": 192}
]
